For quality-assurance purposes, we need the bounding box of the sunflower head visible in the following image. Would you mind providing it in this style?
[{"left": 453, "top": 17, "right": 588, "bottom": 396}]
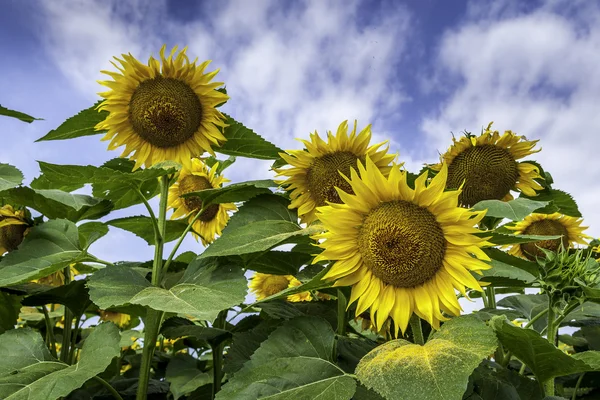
[
  {"left": 275, "top": 120, "right": 396, "bottom": 224},
  {"left": 33, "top": 264, "right": 80, "bottom": 286},
  {"left": 167, "top": 158, "right": 236, "bottom": 246},
  {"left": 96, "top": 45, "right": 229, "bottom": 170},
  {"left": 432, "top": 122, "right": 543, "bottom": 207},
  {"left": 313, "top": 157, "right": 492, "bottom": 335},
  {"left": 507, "top": 213, "right": 590, "bottom": 260},
  {"left": 0, "top": 205, "right": 29, "bottom": 254},
  {"left": 99, "top": 311, "right": 131, "bottom": 328},
  {"left": 249, "top": 272, "right": 312, "bottom": 302}
]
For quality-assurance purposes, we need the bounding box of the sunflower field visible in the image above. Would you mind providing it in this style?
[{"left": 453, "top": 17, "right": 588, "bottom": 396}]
[{"left": 1, "top": 45, "right": 600, "bottom": 400}]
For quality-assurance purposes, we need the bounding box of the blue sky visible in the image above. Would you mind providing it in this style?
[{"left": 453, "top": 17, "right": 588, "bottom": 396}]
[{"left": 1, "top": 0, "right": 599, "bottom": 267}]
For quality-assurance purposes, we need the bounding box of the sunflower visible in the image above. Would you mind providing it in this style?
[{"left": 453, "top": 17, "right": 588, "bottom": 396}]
[
  {"left": 0, "top": 204, "right": 28, "bottom": 254},
  {"left": 96, "top": 45, "right": 229, "bottom": 170},
  {"left": 99, "top": 311, "right": 131, "bottom": 328},
  {"left": 34, "top": 264, "right": 80, "bottom": 286},
  {"left": 275, "top": 120, "right": 396, "bottom": 224},
  {"left": 249, "top": 272, "right": 312, "bottom": 302},
  {"left": 313, "top": 158, "right": 491, "bottom": 334},
  {"left": 167, "top": 158, "right": 236, "bottom": 246},
  {"left": 507, "top": 213, "right": 589, "bottom": 260},
  {"left": 432, "top": 122, "right": 543, "bottom": 207}
]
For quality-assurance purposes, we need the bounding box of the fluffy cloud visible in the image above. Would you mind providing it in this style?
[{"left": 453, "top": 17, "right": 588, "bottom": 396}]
[{"left": 422, "top": 0, "right": 600, "bottom": 236}]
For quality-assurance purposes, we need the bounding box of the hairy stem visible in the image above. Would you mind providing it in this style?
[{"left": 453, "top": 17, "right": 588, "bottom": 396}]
[
  {"left": 410, "top": 314, "right": 425, "bottom": 345},
  {"left": 543, "top": 296, "right": 557, "bottom": 396},
  {"left": 60, "top": 267, "right": 73, "bottom": 363},
  {"left": 136, "top": 176, "right": 169, "bottom": 400},
  {"left": 336, "top": 289, "right": 347, "bottom": 336}
]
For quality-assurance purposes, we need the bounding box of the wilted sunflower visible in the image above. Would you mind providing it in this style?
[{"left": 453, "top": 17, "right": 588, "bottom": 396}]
[
  {"left": 99, "top": 310, "right": 131, "bottom": 328},
  {"left": 507, "top": 213, "right": 589, "bottom": 260},
  {"left": 0, "top": 204, "right": 28, "bottom": 254},
  {"left": 432, "top": 122, "right": 543, "bottom": 207},
  {"left": 167, "top": 158, "right": 236, "bottom": 246},
  {"left": 313, "top": 158, "right": 491, "bottom": 334},
  {"left": 249, "top": 272, "right": 312, "bottom": 302},
  {"left": 96, "top": 45, "right": 229, "bottom": 169},
  {"left": 275, "top": 120, "right": 395, "bottom": 224}
]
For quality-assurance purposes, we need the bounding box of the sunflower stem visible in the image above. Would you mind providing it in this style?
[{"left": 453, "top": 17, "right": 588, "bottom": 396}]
[
  {"left": 60, "top": 266, "right": 73, "bottom": 363},
  {"left": 336, "top": 289, "right": 347, "bottom": 336},
  {"left": 162, "top": 205, "right": 206, "bottom": 275},
  {"left": 92, "top": 376, "right": 124, "bottom": 400},
  {"left": 137, "top": 176, "right": 169, "bottom": 400},
  {"left": 42, "top": 305, "right": 58, "bottom": 358},
  {"left": 211, "top": 310, "right": 227, "bottom": 399},
  {"left": 410, "top": 314, "right": 425, "bottom": 345},
  {"left": 135, "top": 186, "right": 161, "bottom": 242},
  {"left": 543, "top": 294, "right": 558, "bottom": 396},
  {"left": 572, "top": 373, "right": 585, "bottom": 400}
]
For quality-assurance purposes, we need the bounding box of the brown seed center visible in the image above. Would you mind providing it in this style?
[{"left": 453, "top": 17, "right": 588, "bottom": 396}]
[
  {"left": 305, "top": 151, "right": 361, "bottom": 206},
  {"left": 447, "top": 144, "right": 519, "bottom": 207},
  {"left": 129, "top": 77, "right": 203, "bottom": 148},
  {"left": 178, "top": 175, "right": 219, "bottom": 222},
  {"left": 261, "top": 275, "right": 291, "bottom": 297},
  {"left": 357, "top": 200, "right": 447, "bottom": 288},
  {"left": 521, "top": 219, "right": 569, "bottom": 260}
]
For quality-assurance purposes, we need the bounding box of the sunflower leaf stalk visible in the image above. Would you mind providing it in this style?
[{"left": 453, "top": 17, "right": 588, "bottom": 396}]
[{"left": 136, "top": 175, "right": 169, "bottom": 400}]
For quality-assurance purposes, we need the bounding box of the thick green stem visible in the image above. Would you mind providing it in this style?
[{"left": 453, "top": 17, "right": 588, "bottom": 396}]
[
  {"left": 42, "top": 305, "right": 57, "bottom": 358},
  {"left": 136, "top": 176, "right": 169, "bottom": 400},
  {"left": 93, "top": 376, "right": 124, "bottom": 400},
  {"left": 543, "top": 297, "right": 557, "bottom": 396},
  {"left": 69, "top": 314, "right": 82, "bottom": 364},
  {"left": 410, "top": 314, "right": 424, "bottom": 345},
  {"left": 336, "top": 289, "right": 347, "bottom": 336},
  {"left": 486, "top": 286, "right": 497, "bottom": 308},
  {"left": 60, "top": 267, "right": 73, "bottom": 363},
  {"left": 211, "top": 343, "right": 224, "bottom": 398}
]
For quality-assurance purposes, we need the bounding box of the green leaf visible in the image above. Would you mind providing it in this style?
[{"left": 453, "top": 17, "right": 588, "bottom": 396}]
[
  {"left": 1, "top": 187, "right": 113, "bottom": 222},
  {"left": 497, "top": 294, "right": 548, "bottom": 320},
  {"left": 469, "top": 365, "right": 543, "bottom": 400},
  {"left": 0, "top": 292, "right": 21, "bottom": 334},
  {"left": 217, "top": 316, "right": 356, "bottom": 400},
  {"left": 107, "top": 216, "right": 189, "bottom": 245},
  {"left": 222, "top": 193, "right": 298, "bottom": 233},
  {"left": 130, "top": 258, "right": 247, "bottom": 322},
  {"left": 218, "top": 114, "right": 284, "bottom": 160},
  {"left": 523, "top": 189, "right": 581, "bottom": 218},
  {"left": 254, "top": 265, "right": 332, "bottom": 304},
  {"left": 161, "top": 317, "right": 231, "bottom": 345},
  {"left": 356, "top": 315, "right": 498, "bottom": 400},
  {"left": 166, "top": 353, "right": 212, "bottom": 400},
  {"left": 204, "top": 155, "right": 236, "bottom": 174},
  {"left": 480, "top": 258, "right": 537, "bottom": 286},
  {"left": 182, "top": 179, "right": 275, "bottom": 207},
  {"left": 245, "top": 250, "right": 312, "bottom": 275},
  {"left": 0, "top": 104, "right": 41, "bottom": 123},
  {"left": 0, "top": 164, "right": 24, "bottom": 191},
  {"left": 484, "top": 232, "right": 562, "bottom": 246},
  {"left": 87, "top": 265, "right": 151, "bottom": 309},
  {"left": 0, "top": 219, "right": 86, "bottom": 287},
  {"left": 0, "top": 322, "right": 120, "bottom": 400},
  {"left": 472, "top": 198, "right": 550, "bottom": 221},
  {"left": 78, "top": 221, "right": 109, "bottom": 249},
  {"left": 223, "top": 319, "right": 280, "bottom": 375},
  {"left": 200, "top": 221, "right": 322, "bottom": 259},
  {"left": 484, "top": 248, "right": 539, "bottom": 277},
  {"left": 490, "top": 316, "right": 599, "bottom": 381},
  {"left": 22, "top": 279, "right": 90, "bottom": 316},
  {"left": 36, "top": 101, "right": 107, "bottom": 142}
]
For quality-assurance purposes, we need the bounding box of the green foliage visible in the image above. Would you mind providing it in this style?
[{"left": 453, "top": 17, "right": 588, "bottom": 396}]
[
  {"left": 222, "top": 193, "right": 298, "bottom": 232},
  {"left": 472, "top": 197, "right": 550, "bottom": 221},
  {"left": 0, "top": 104, "right": 41, "bottom": 123},
  {"left": 182, "top": 179, "right": 275, "bottom": 206},
  {"left": 0, "top": 164, "right": 24, "bottom": 192},
  {"left": 166, "top": 353, "right": 212, "bottom": 400},
  {"left": 523, "top": 189, "right": 582, "bottom": 217},
  {"left": 0, "top": 323, "right": 120, "bottom": 399},
  {"left": 36, "top": 101, "right": 107, "bottom": 142},
  {"left": 107, "top": 215, "right": 190, "bottom": 245},
  {"left": 484, "top": 232, "right": 562, "bottom": 246},
  {"left": 356, "top": 315, "right": 498, "bottom": 400},
  {"left": 22, "top": 279, "right": 90, "bottom": 315},
  {"left": 218, "top": 114, "right": 284, "bottom": 160},
  {"left": 0, "top": 292, "right": 21, "bottom": 334}
]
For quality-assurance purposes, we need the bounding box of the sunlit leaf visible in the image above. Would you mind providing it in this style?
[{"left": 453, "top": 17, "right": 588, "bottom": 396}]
[
  {"left": 218, "top": 114, "right": 283, "bottom": 160},
  {"left": 182, "top": 179, "right": 275, "bottom": 207},
  {"left": 36, "top": 101, "right": 107, "bottom": 142},
  {"left": 0, "top": 104, "right": 41, "bottom": 123},
  {"left": 472, "top": 198, "right": 550, "bottom": 221},
  {"left": 107, "top": 216, "right": 189, "bottom": 245},
  {"left": 0, "top": 164, "right": 24, "bottom": 192}
]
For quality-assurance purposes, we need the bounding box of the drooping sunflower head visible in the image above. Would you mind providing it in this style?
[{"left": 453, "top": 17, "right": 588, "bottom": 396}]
[
  {"left": 275, "top": 120, "right": 396, "bottom": 224},
  {"left": 313, "top": 158, "right": 492, "bottom": 334},
  {"left": 249, "top": 272, "right": 312, "bottom": 302},
  {"left": 99, "top": 311, "right": 131, "bottom": 328},
  {"left": 507, "top": 213, "right": 590, "bottom": 260},
  {"left": 96, "top": 45, "right": 229, "bottom": 170},
  {"left": 432, "top": 122, "right": 543, "bottom": 207},
  {"left": 33, "top": 264, "right": 80, "bottom": 287},
  {"left": 0, "top": 205, "right": 28, "bottom": 255},
  {"left": 167, "top": 158, "right": 236, "bottom": 246}
]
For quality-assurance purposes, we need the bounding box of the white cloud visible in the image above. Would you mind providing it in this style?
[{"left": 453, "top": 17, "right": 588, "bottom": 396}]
[{"left": 422, "top": 0, "right": 600, "bottom": 237}]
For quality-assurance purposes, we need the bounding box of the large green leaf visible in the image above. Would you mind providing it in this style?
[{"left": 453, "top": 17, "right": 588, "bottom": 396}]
[
  {"left": 161, "top": 317, "right": 231, "bottom": 345},
  {"left": 0, "top": 292, "right": 21, "bottom": 334},
  {"left": 166, "top": 353, "right": 212, "bottom": 400},
  {"left": 107, "top": 216, "right": 189, "bottom": 245},
  {"left": 1, "top": 187, "right": 113, "bottom": 222},
  {"left": 87, "top": 265, "right": 151, "bottom": 309},
  {"left": 497, "top": 294, "right": 548, "bottom": 320},
  {"left": 22, "top": 279, "right": 90, "bottom": 316},
  {"left": 490, "top": 316, "right": 599, "bottom": 382},
  {"left": 523, "top": 189, "right": 581, "bottom": 218},
  {"left": 222, "top": 193, "right": 298, "bottom": 233},
  {"left": 200, "top": 221, "right": 322, "bottom": 259},
  {"left": 0, "top": 322, "right": 120, "bottom": 400},
  {"left": 472, "top": 198, "right": 550, "bottom": 221},
  {"left": 484, "top": 232, "right": 562, "bottom": 246},
  {"left": 131, "top": 258, "right": 247, "bottom": 322},
  {"left": 223, "top": 319, "right": 281, "bottom": 375},
  {"left": 357, "top": 315, "right": 498, "bottom": 400},
  {"left": 0, "top": 104, "right": 41, "bottom": 123},
  {"left": 218, "top": 114, "right": 283, "bottom": 160},
  {"left": 468, "top": 365, "right": 543, "bottom": 400},
  {"left": 217, "top": 316, "right": 356, "bottom": 400},
  {"left": 484, "top": 248, "right": 539, "bottom": 276},
  {"left": 36, "top": 101, "right": 107, "bottom": 142},
  {"left": 254, "top": 265, "right": 332, "bottom": 304},
  {"left": 182, "top": 179, "right": 275, "bottom": 207},
  {"left": 0, "top": 219, "right": 87, "bottom": 287},
  {"left": 245, "top": 250, "right": 312, "bottom": 275},
  {"left": 77, "top": 221, "right": 109, "bottom": 249},
  {"left": 0, "top": 164, "right": 24, "bottom": 191},
  {"left": 480, "top": 258, "right": 537, "bottom": 286}
]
